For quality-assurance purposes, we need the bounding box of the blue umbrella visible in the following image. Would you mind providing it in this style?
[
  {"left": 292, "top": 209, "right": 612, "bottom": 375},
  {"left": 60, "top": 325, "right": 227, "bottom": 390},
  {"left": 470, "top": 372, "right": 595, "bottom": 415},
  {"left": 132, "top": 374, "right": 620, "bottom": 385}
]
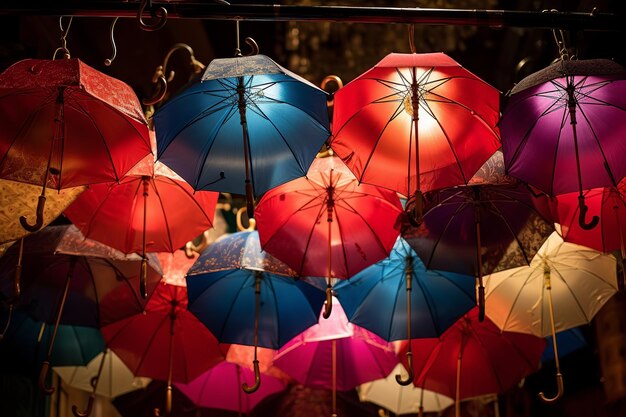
[
  {"left": 334, "top": 237, "right": 475, "bottom": 385},
  {"left": 153, "top": 53, "right": 330, "bottom": 216},
  {"left": 186, "top": 230, "right": 326, "bottom": 393},
  {"left": 542, "top": 328, "right": 587, "bottom": 363}
]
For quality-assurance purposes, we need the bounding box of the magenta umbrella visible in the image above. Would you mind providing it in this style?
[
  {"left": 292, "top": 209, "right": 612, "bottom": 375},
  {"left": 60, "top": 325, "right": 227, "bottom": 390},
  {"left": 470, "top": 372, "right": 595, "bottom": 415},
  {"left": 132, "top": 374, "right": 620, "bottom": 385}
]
[
  {"left": 274, "top": 297, "right": 398, "bottom": 417},
  {"left": 175, "top": 360, "right": 287, "bottom": 414}
]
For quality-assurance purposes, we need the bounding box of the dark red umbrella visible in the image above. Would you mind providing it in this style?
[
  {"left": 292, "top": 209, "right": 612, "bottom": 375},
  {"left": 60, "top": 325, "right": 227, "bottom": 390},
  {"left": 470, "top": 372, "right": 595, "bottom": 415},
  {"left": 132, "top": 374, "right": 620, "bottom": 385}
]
[
  {"left": 65, "top": 133, "right": 218, "bottom": 298},
  {"left": 0, "top": 58, "right": 151, "bottom": 231},
  {"left": 329, "top": 52, "right": 500, "bottom": 223},
  {"left": 255, "top": 156, "right": 403, "bottom": 317},
  {"left": 102, "top": 282, "right": 224, "bottom": 417},
  {"left": 402, "top": 308, "right": 545, "bottom": 417}
]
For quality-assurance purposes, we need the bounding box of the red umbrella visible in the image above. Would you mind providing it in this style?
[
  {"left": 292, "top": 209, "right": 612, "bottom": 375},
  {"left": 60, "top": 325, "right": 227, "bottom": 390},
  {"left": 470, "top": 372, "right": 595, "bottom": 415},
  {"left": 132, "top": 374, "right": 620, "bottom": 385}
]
[
  {"left": 402, "top": 307, "right": 545, "bottom": 417},
  {"left": 65, "top": 133, "right": 218, "bottom": 298},
  {"left": 255, "top": 156, "right": 403, "bottom": 317},
  {"left": 0, "top": 57, "right": 151, "bottom": 231},
  {"left": 329, "top": 52, "right": 500, "bottom": 223},
  {"left": 102, "top": 282, "right": 224, "bottom": 417}
]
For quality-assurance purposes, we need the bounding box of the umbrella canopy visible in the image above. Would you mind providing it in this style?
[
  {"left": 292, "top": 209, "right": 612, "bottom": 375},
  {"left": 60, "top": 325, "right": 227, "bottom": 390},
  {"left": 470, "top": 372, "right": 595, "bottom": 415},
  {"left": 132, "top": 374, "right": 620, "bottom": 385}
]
[
  {"left": 401, "top": 150, "right": 555, "bottom": 320},
  {"left": 357, "top": 364, "right": 454, "bottom": 415},
  {"left": 157, "top": 250, "right": 198, "bottom": 287},
  {"left": 500, "top": 58, "right": 626, "bottom": 229},
  {"left": 403, "top": 308, "right": 545, "bottom": 416},
  {"left": 0, "top": 225, "right": 162, "bottom": 328},
  {"left": 334, "top": 236, "right": 476, "bottom": 341},
  {"left": 153, "top": 53, "right": 330, "bottom": 214},
  {"left": 54, "top": 349, "right": 151, "bottom": 398},
  {"left": 273, "top": 297, "right": 399, "bottom": 392},
  {"left": 175, "top": 360, "right": 287, "bottom": 413},
  {"left": 0, "top": 179, "right": 84, "bottom": 244},
  {"left": 0, "top": 58, "right": 151, "bottom": 231},
  {"left": 256, "top": 156, "right": 403, "bottom": 279},
  {"left": 186, "top": 231, "right": 326, "bottom": 350},
  {"left": 329, "top": 52, "right": 500, "bottom": 222},
  {"left": 484, "top": 232, "right": 617, "bottom": 338}
]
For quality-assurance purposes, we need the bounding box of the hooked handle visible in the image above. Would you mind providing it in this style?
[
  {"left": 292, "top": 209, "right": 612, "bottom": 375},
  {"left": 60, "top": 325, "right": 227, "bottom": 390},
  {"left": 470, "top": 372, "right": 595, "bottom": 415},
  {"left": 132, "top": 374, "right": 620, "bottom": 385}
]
[
  {"left": 538, "top": 372, "right": 564, "bottom": 403},
  {"left": 242, "top": 359, "right": 261, "bottom": 393},
  {"left": 395, "top": 352, "right": 414, "bottom": 386},
  {"left": 140, "top": 257, "right": 148, "bottom": 299},
  {"left": 19, "top": 195, "right": 46, "bottom": 232},
  {"left": 38, "top": 361, "right": 55, "bottom": 395},
  {"left": 323, "top": 286, "right": 333, "bottom": 319},
  {"left": 142, "top": 75, "right": 167, "bottom": 106},
  {"left": 578, "top": 195, "right": 599, "bottom": 230},
  {"left": 71, "top": 394, "right": 95, "bottom": 417}
]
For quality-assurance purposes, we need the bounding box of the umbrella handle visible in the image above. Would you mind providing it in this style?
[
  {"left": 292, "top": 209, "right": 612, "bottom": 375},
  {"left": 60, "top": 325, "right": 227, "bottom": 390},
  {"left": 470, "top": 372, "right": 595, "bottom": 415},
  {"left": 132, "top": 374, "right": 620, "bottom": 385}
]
[
  {"left": 19, "top": 195, "right": 46, "bottom": 232},
  {"left": 38, "top": 361, "right": 55, "bottom": 395},
  {"left": 137, "top": 0, "right": 168, "bottom": 32},
  {"left": 578, "top": 196, "right": 599, "bottom": 230},
  {"left": 478, "top": 283, "right": 485, "bottom": 322},
  {"left": 154, "top": 384, "right": 172, "bottom": 417},
  {"left": 242, "top": 359, "right": 261, "bottom": 393},
  {"left": 71, "top": 393, "right": 95, "bottom": 417},
  {"left": 323, "top": 286, "right": 333, "bottom": 319},
  {"left": 140, "top": 257, "right": 148, "bottom": 299},
  {"left": 538, "top": 372, "right": 564, "bottom": 403},
  {"left": 143, "top": 75, "right": 167, "bottom": 106},
  {"left": 396, "top": 352, "right": 414, "bottom": 386},
  {"left": 245, "top": 181, "right": 255, "bottom": 219}
]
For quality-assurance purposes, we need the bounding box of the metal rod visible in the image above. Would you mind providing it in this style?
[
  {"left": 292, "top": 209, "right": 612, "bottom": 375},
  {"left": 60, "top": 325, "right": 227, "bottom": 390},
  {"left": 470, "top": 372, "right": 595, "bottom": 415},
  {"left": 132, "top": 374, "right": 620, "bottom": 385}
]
[{"left": 0, "top": 3, "right": 620, "bottom": 31}]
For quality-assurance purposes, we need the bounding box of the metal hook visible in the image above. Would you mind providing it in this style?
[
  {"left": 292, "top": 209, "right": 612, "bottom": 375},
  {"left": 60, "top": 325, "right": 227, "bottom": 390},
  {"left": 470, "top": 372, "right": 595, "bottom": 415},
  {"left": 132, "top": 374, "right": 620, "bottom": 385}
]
[
  {"left": 234, "top": 20, "right": 260, "bottom": 57},
  {"left": 53, "top": 16, "right": 72, "bottom": 59},
  {"left": 137, "top": 0, "right": 168, "bottom": 32},
  {"left": 104, "top": 17, "right": 119, "bottom": 66},
  {"left": 143, "top": 43, "right": 206, "bottom": 106}
]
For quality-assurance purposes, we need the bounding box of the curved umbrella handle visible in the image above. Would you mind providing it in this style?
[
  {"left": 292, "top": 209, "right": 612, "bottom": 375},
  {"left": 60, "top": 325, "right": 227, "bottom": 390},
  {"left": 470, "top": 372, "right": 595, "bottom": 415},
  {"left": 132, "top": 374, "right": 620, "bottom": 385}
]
[
  {"left": 242, "top": 359, "right": 261, "bottom": 393},
  {"left": 140, "top": 257, "right": 148, "bottom": 299},
  {"left": 323, "top": 287, "right": 333, "bottom": 319},
  {"left": 395, "top": 352, "right": 414, "bottom": 386},
  {"left": 38, "top": 361, "right": 55, "bottom": 395},
  {"left": 154, "top": 384, "right": 172, "bottom": 417},
  {"left": 71, "top": 394, "right": 95, "bottom": 417},
  {"left": 538, "top": 372, "right": 564, "bottom": 403},
  {"left": 578, "top": 195, "right": 599, "bottom": 230},
  {"left": 19, "top": 195, "right": 46, "bottom": 232},
  {"left": 142, "top": 75, "right": 167, "bottom": 106}
]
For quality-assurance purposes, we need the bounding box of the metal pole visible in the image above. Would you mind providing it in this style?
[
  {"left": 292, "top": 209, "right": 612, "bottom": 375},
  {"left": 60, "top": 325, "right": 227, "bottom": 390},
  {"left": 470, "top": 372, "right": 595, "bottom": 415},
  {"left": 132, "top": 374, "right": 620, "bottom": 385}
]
[{"left": 0, "top": 2, "right": 621, "bottom": 31}]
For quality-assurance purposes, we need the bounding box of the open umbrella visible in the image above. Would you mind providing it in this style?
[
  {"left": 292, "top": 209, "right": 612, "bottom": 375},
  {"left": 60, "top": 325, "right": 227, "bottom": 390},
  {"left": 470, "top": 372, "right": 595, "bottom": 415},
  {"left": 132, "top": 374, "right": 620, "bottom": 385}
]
[
  {"left": 0, "top": 57, "right": 151, "bottom": 231},
  {"left": 186, "top": 230, "right": 326, "bottom": 393},
  {"left": 153, "top": 46, "right": 330, "bottom": 216},
  {"left": 401, "top": 150, "right": 555, "bottom": 321},
  {"left": 0, "top": 179, "right": 84, "bottom": 244},
  {"left": 0, "top": 225, "right": 162, "bottom": 397},
  {"left": 357, "top": 364, "right": 454, "bottom": 417},
  {"left": 500, "top": 57, "right": 626, "bottom": 229},
  {"left": 175, "top": 360, "right": 287, "bottom": 414},
  {"left": 102, "top": 282, "right": 224, "bottom": 417},
  {"left": 274, "top": 297, "right": 398, "bottom": 417},
  {"left": 65, "top": 132, "right": 218, "bottom": 298},
  {"left": 484, "top": 232, "right": 617, "bottom": 402},
  {"left": 329, "top": 51, "right": 500, "bottom": 223},
  {"left": 256, "top": 155, "right": 403, "bottom": 317},
  {"left": 403, "top": 308, "right": 545, "bottom": 417},
  {"left": 334, "top": 236, "right": 475, "bottom": 384}
]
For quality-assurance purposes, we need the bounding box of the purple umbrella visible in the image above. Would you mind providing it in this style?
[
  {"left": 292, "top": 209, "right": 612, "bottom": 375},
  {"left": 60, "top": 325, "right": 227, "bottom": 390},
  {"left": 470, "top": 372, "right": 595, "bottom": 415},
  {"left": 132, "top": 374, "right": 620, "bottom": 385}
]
[
  {"left": 175, "top": 360, "right": 287, "bottom": 414},
  {"left": 500, "top": 58, "right": 626, "bottom": 229},
  {"left": 402, "top": 151, "right": 555, "bottom": 321}
]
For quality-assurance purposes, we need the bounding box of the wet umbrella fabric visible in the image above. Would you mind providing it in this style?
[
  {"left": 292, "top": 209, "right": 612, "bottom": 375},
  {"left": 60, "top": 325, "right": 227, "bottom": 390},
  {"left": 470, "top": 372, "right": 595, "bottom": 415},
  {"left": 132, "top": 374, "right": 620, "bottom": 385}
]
[
  {"left": 330, "top": 52, "right": 500, "bottom": 207},
  {"left": 0, "top": 58, "right": 151, "bottom": 230},
  {"left": 500, "top": 58, "right": 626, "bottom": 229},
  {"left": 153, "top": 54, "right": 330, "bottom": 202},
  {"left": 334, "top": 237, "right": 475, "bottom": 341}
]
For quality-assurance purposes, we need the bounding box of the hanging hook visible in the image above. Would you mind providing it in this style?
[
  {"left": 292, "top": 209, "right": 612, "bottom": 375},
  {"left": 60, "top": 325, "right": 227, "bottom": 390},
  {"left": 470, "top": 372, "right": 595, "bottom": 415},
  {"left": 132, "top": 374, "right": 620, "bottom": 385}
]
[
  {"left": 137, "top": 0, "right": 168, "bottom": 31},
  {"left": 234, "top": 20, "right": 260, "bottom": 57},
  {"left": 104, "top": 17, "right": 119, "bottom": 66},
  {"left": 143, "top": 43, "right": 206, "bottom": 106},
  {"left": 236, "top": 206, "right": 257, "bottom": 231},
  {"left": 53, "top": 16, "right": 72, "bottom": 59}
]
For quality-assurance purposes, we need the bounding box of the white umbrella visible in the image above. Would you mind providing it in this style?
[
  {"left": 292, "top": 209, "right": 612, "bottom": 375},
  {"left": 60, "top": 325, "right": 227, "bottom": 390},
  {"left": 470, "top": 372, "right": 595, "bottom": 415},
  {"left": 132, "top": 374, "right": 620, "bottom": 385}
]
[
  {"left": 358, "top": 364, "right": 453, "bottom": 416},
  {"left": 484, "top": 231, "right": 617, "bottom": 402}
]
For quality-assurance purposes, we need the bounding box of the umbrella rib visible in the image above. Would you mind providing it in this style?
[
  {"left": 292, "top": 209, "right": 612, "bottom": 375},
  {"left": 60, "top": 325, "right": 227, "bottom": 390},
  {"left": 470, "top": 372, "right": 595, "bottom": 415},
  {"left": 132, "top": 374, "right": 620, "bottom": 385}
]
[
  {"left": 133, "top": 312, "right": 171, "bottom": 377},
  {"left": 268, "top": 277, "right": 282, "bottom": 347},
  {"left": 218, "top": 270, "right": 252, "bottom": 341},
  {"left": 412, "top": 268, "right": 441, "bottom": 336},
  {"left": 151, "top": 176, "right": 175, "bottom": 252},
  {"left": 83, "top": 258, "right": 102, "bottom": 328},
  {"left": 422, "top": 191, "right": 467, "bottom": 269},
  {"left": 296, "top": 200, "right": 327, "bottom": 276},
  {"left": 546, "top": 105, "right": 570, "bottom": 196},
  {"left": 162, "top": 176, "right": 217, "bottom": 227},
  {"left": 549, "top": 266, "right": 592, "bottom": 323},
  {"left": 78, "top": 181, "right": 126, "bottom": 242},
  {"left": 123, "top": 178, "right": 145, "bottom": 253},
  {"left": 495, "top": 268, "right": 538, "bottom": 332}
]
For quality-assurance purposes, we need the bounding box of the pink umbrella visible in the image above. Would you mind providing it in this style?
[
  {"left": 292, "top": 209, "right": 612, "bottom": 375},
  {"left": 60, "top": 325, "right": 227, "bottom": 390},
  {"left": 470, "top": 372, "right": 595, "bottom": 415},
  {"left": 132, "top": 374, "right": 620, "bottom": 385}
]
[
  {"left": 175, "top": 360, "right": 287, "bottom": 414},
  {"left": 274, "top": 297, "right": 398, "bottom": 417}
]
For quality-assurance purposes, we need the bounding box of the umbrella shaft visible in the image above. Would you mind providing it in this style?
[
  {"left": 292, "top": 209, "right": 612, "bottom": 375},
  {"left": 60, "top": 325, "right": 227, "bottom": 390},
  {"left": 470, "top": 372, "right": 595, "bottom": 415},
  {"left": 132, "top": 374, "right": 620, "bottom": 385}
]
[{"left": 46, "top": 264, "right": 74, "bottom": 358}]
